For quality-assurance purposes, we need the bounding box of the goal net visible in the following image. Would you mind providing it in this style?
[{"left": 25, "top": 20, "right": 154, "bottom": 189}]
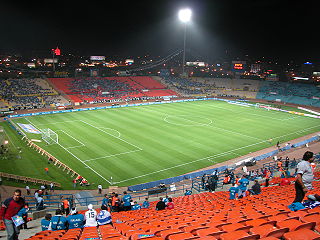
[{"left": 41, "top": 128, "right": 58, "bottom": 145}]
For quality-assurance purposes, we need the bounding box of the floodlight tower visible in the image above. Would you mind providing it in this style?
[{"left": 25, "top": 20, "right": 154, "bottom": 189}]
[{"left": 178, "top": 8, "right": 192, "bottom": 77}]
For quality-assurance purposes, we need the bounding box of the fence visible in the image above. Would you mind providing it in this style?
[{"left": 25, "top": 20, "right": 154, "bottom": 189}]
[{"left": 0, "top": 172, "right": 61, "bottom": 187}]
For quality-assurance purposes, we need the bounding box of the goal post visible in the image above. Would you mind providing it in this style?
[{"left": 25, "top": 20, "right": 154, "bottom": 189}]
[{"left": 41, "top": 128, "right": 59, "bottom": 145}]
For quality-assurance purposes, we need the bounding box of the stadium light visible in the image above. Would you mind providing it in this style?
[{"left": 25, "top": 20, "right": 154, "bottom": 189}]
[
  {"left": 178, "top": 9, "right": 192, "bottom": 23},
  {"left": 178, "top": 8, "right": 192, "bottom": 76}
]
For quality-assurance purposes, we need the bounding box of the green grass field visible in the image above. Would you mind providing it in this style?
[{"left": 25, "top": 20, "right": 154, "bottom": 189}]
[{"left": 2, "top": 100, "right": 320, "bottom": 188}]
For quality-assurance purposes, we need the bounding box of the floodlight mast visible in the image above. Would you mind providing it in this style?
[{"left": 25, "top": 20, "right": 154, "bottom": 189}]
[{"left": 178, "top": 9, "right": 192, "bottom": 77}]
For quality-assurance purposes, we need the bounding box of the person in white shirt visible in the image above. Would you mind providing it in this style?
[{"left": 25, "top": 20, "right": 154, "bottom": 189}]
[
  {"left": 293, "top": 151, "right": 314, "bottom": 203},
  {"left": 84, "top": 204, "right": 97, "bottom": 227},
  {"left": 98, "top": 184, "right": 102, "bottom": 194}
]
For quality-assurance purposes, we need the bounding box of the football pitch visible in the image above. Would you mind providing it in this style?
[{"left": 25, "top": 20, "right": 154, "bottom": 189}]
[{"left": 9, "top": 100, "right": 320, "bottom": 187}]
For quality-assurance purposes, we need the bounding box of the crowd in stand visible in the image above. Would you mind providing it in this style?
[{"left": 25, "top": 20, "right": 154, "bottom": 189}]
[
  {"left": 0, "top": 150, "right": 318, "bottom": 239},
  {"left": 0, "top": 78, "right": 63, "bottom": 108},
  {"left": 70, "top": 77, "right": 139, "bottom": 100}
]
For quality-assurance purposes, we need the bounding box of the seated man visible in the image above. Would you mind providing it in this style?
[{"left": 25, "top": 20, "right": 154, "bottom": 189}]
[
  {"left": 248, "top": 180, "right": 261, "bottom": 195},
  {"left": 67, "top": 207, "right": 84, "bottom": 229},
  {"left": 49, "top": 209, "right": 68, "bottom": 231}
]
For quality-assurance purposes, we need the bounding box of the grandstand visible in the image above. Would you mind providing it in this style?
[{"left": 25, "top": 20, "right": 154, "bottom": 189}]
[
  {"left": 10, "top": 170, "right": 320, "bottom": 240},
  {"left": 0, "top": 78, "right": 69, "bottom": 109},
  {"left": 48, "top": 77, "right": 178, "bottom": 104},
  {"left": 161, "top": 77, "right": 261, "bottom": 99},
  {"left": 256, "top": 81, "right": 320, "bottom": 107}
]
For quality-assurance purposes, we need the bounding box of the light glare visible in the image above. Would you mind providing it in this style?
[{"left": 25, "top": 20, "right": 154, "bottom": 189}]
[{"left": 178, "top": 9, "right": 192, "bottom": 23}]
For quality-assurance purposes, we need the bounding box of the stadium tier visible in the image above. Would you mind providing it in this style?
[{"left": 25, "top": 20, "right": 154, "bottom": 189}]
[
  {"left": 0, "top": 78, "right": 68, "bottom": 108},
  {"left": 25, "top": 173, "right": 320, "bottom": 240},
  {"left": 256, "top": 81, "right": 320, "bottom": 107},
  {"left": 48, "top": 77, "right": 178, "bottom": 103}
]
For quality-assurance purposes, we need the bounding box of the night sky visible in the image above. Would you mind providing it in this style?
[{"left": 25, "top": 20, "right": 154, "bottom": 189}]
[{"left": 1, "top": 0, "right": 319, "bottom": 62}]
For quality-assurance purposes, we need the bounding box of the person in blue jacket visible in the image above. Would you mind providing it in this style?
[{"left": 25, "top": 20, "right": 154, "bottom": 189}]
[
  {"left": 67, "top": 207, "right": 84, "bottom": 229},
  {"left": 142, "top": 198, "right": 150, "bottom": 208},
  {"left": 238, "top": 175, "right": 250, "bottom": 198},
  {"left": 132, "top": 201, "right": 141, "bottom": 210},
  {"left": 49, "top": 209, "right": 68, "bottom": 231},
  {"left": 122, "top": 191, "right": 132, "bottom": 211},
  {"left": 229, "top": 183, "right": 239, "bottom": 200},
  {"left": 41, "top": 214, "right": 52, "bottom": 231}
]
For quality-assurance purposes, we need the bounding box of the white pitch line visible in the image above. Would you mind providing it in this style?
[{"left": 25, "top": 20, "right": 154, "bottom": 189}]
[
  {"left": 56, "top": 130, "right": 85, "bottom": 147},
  {"left": 166, "top": 114, "right": 263, "bottom": 141},
  {"left": 113, "top": 124, "right": 320, "bottom": 184},
  {"left": 29, "top": 119, "right": 82, "bottom": 126},
  {"left": 80, "top": 120, "right": 143, "bottom": 150},
  {"left": 24, "top": 118, "right": 111, "bottom": 184},
  {"left": 82, "top": 149, "right": 142, "bottom": 162}
]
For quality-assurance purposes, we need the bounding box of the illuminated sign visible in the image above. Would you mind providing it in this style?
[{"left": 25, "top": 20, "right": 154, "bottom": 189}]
[
  {"left": 90, "top": 56, "right": 105, "bottom": 61},
  {"left": 233, "top": 63, "right": 243, "bottom": 70},
  {"left": 232, "top": 61, "right": 246, "bottom": 72}
]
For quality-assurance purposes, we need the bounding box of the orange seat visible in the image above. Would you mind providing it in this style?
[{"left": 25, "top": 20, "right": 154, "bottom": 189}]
[
  {"left": 195, "top": 227, "right": 224, "bottom": 237},
  {"left": 244, "top": 218, "right": 269, "bottom": 227},
  {"left": 220, "top": 230, "right": 259, "bottom": 240},
  {"left": 220, "top": 223, "right": 249, "bottom": 232},
  {"left": 301, "top": 213, "right": 320, "bottom": 225},
  {"left": 156, "top": 229, "right": 182, "bottom": 238},
  {"left": 283, "top": 229, "right": 320, "bottom": 240},
  {"left": 167, "top": 232, "right": 198, "bottom": 240},
  {"left": 250, "top": 224, "right": 276, "bottom": 238},
  {"left": 277, "top": 219, "right": 315, "bottom": 231},
  {"left": 130, "top": 232, "right": 156, "bottom": 240}
]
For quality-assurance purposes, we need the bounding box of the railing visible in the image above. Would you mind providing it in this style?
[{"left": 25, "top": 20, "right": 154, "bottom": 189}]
[
  {"left": 0, "top": 172, "right": 61, "bottom": 187},
  {"left": 24, "top": 193, "right": 74, "bottom": 212}
]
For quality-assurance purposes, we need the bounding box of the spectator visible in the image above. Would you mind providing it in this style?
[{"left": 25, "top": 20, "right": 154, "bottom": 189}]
[
  {"left": 166, "top": 198, "right": 174, "bottom": 210},
  {"left": 41, "top": 213, "right": 52, "bottom": 231},
  {"left": 97, "top": 205, "right": 112, "bottom": 225},
  {"left": 62, "top": 198, "right": 70, "bottom": 216},
  {"left": 25, "top": 185, "right": 30, "bottom": 195},
  {"left": 0, "top": 189, "right": 25, "bottom": 240},
  {"left": 238, "top": 175, "right": 250, "bottom": 198},
  {"left": 185, "top": 189, "right": 192, "bottom": 196},
  {"left": 265, "top": 169, "right": 271, "bottom": 187},
  {"left": 293, "top": 151, "right": 314, "bottom": 203},
  {"left": 122, "top": 191, "right": 132, "bottom": 211},
  {"left": 44, "top": 167, "right": 49, "bottom": 175},
  {"left": 67, "top": 207, "right": 84, "bottom": 229},
  {"left": 50, "top": 183, "right": 54, "bottom": 192},
  {"left": 101, "top": 194, "right": 110, "bottom": 209},
  {"left": 163, "top": 195, "right": 169, "bottom": 205},
  {"left": 285, "top": 157, "right": 290, "bottom": 169},
  {"left": 49, "top": 209, "right": 68, "bottom": 231},
  {"left": 156, "top": 197, "right": 166, "bottom": 210},
  {"left": 17, "top": 203, "right": 29, "bottom": 229},
  {"left": 84, "top": 204, "right": 97, "bottom": 227},
  {"left": 142, "top": 198, "right": 150, "bottom": 208},
  {"left": 111, "top": 194, "right": 120, "bottom": 212},
  {"left": 201, "top": 174, "right": 207, "bottom": 189},
  {"left": 73, "top": 179, "right": 77, "bottom": 188},
  {"left": 248, "top": 180, "right": 261, "bottom": 195},
  {"left": 132, "top": 201, "right": 141, "bottom": 210},
  {"left": 277, "top": 159, "right": 283, "bottom": 170},
  {"left": 229, "top": 183, "right": 239, "bottom": 200},
  {"left": 35, "top": 190, "right": 44, "bottom": 211},
  {"left": 98, "top": 184, "right": 102, "bottom": 194}
]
